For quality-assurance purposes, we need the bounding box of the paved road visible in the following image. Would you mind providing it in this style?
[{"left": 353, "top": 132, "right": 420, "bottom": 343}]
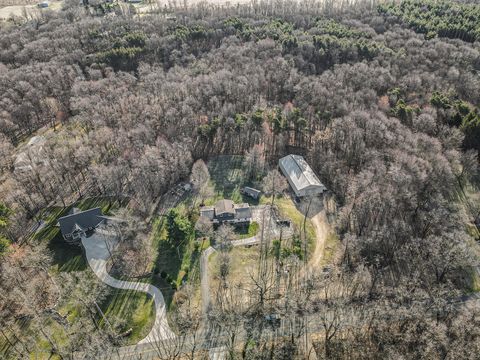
[{"left": 81, "top": 229, "right": 175, "bottom": 344}]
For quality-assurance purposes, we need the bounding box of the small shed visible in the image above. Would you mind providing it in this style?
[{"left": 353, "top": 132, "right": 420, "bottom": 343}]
[{"left": 241, "top": 186, "right": 261, "bottom": 200}]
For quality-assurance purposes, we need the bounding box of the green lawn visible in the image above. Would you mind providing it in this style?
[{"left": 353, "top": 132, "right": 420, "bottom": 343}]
[
  {"left": 100, "top": 289, "right": 155, "bottom": 342},
  {"left": 260, "top": 195, "right": 316, "bottom": 256},
  {"left": 234, "top": 221, "right": 260, "bottom": 239},
  {"left": 48, "top": 229, "right": 87, "bottom": 272},
  {"left": 264, "top": 196, "right": 315, "bottom": 239},
  {"left": 321, "top": 232, "right": 339, "bottom": 266},
  {"left": 17, "top": 196, "right": 156, "bottom": 354},
  {"left": 149, "top": 207, "right": 201, "bottom": 310},
  {"left": 206, "top": 155, "right": 261, "bottom": 206}
]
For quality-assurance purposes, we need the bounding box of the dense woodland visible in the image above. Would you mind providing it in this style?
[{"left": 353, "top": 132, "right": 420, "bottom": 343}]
[{"left": 1, "top": 0, "right": 480, "bottom": 358}]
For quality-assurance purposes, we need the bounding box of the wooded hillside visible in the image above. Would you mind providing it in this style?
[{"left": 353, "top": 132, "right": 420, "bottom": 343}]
[{"left": 1, "top": 0, "right": 480, "bottom": 358}]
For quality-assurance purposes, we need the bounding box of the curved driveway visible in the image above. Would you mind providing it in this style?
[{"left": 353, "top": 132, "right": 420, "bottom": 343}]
[{"left": 81, "top": 231, "right": 175, "bottom": 344}]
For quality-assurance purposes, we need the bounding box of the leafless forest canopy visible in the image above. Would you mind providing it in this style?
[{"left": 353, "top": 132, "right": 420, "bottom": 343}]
[{"left": 1, "top": 0, "right": 480, "bottom": 358}]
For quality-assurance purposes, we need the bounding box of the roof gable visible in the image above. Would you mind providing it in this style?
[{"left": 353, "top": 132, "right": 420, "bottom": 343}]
[
  {"left": 215, "top": 199, "right": 235, "bottom": 215},
  {"left": 234, "top": 203, "right": 251, "bottom": 219},
  {"left": 279, "top": 154, "right": 325, "bottom": 191},
  {"left": 58, "top": 207, "right": 104, "bottom": 236}
]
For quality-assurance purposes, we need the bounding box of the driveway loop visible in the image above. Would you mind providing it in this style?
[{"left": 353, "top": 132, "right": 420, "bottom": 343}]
[{"left": 81, "top": 230, "right": 175, "bottom": 344}]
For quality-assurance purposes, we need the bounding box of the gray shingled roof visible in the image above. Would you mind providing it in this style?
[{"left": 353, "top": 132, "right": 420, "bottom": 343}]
[
  {"left": 215, "top": 200, "right": 235, "bottom": 215},
  {"left": 58, "top": 207, "right": 104, "bottom": 236},
  {"left": 200, "top": 207, "right": 215, "bottom": 220},
  {"left": 234, "top": 203, "right": 252, "bottom": 219}
]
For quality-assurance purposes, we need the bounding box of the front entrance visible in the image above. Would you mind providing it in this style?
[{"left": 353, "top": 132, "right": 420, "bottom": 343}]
[{"left": 72, "top": 229, "right": 86, "bottom": 241}]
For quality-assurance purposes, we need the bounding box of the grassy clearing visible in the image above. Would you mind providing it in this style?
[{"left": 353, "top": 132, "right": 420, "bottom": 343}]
[
  {"left": 149, "top": 205, "right": 201, "bottom": 310},
  {"left": 321, "top": 232, "right": 339, "bottom": 266},
  {"left": 209, "top": 246, "right": 259, "bottom": 297},
  {"left": 206, "top": 155, "right": 260, "bottom": 206},
  {"left": 207, "top": 155, "right": 244, "bottom": 202},
  {"left": 261, "top": 195, "right": 315, "bottom": 247},
  {"left": 275, "top": 197, "right": 315, "bottom": 241},
  {"left": 234, "top": 221, "right": 259, "bottom": 239},
  {"left": 100, "top": 289, "right": 155, "bottom": 342},
  {"left": 455, "top": 181, "right": 480, "bottom": 292},
  {"left": 199, "top": 237, "right": 211, "bottom": 250},
  {"left": 468, "top": 269, "right": 480, "bottom": 293}
]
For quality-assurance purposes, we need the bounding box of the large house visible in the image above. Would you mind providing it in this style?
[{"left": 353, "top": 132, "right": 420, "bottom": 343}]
[
  {"left": 279, "top": 154, "right": 327, "bottom": 197},
  {"left": 200, "top": 199, "right": 252, "bottom": 225},
  {"left": 58, "top": 207, "right": 105, "bottom": 243}
]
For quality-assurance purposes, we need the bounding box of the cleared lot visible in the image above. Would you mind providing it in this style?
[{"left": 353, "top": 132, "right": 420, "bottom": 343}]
[{"left": 0, "top": 0, "right": 62, "bottom": 19}]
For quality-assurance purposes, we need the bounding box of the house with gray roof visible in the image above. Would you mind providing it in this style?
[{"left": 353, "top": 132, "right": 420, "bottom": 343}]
[
  {"left": 58, "top": 207, "right": 105, "bottom": 243},
  {"left": 279, "top": 154, "right": 326, "bottom": 197},
  {"left": 200, "top": 199, "right": 251, "bottom": 225}
]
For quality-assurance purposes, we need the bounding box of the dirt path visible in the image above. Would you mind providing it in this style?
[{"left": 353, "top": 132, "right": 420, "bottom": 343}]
[
  {"left": 295, "top": 196, "right": 331, "bottom": 273},
  {"left": 200, "top": 246, "right": 216, "bottom": 315},
  {"left": 308, "top": 210, "right": 329, "bottom": 271}
]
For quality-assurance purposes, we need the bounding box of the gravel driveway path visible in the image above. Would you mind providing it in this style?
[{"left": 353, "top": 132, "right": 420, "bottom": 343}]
[{"left": 81, "top": 230, "right": 175, "bottom": 344}]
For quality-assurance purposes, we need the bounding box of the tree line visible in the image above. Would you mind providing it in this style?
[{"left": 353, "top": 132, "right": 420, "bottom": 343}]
[{"left": 1, "top": 0, "right": 480, "bottom": 358}]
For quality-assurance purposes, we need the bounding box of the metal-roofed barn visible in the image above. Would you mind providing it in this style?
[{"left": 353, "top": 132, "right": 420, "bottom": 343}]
[{"left": 279, "top": 154, "right": 326, "bottom": 197}]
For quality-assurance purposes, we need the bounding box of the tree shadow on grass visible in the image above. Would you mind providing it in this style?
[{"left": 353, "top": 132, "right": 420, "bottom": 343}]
[
  {"left": 47, "top": 229, "right": 87, "bottom": 272},
  {"left": 98, "top": 288, "right": 156, "bottom": 343},
  {"left": 149, "top": 221, "right": 185, "bottom": 308},
  {"left": 208, "top": 155, "right": 245, "bottom": 200}
]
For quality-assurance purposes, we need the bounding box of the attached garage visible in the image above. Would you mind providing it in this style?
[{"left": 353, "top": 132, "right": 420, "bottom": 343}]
[{"left": 279, "top": 154, "right": 327, "bottom": 197}]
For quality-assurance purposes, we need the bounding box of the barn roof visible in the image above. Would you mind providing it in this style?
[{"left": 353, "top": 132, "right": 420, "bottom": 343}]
[{"left": 279, "top": 154, "right": 326, "bottom": 193}]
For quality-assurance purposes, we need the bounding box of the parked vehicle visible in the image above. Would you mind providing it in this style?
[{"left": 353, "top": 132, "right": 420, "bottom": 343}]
[{"left": 276, "top": 219, "right": 291, "bottom": 227}]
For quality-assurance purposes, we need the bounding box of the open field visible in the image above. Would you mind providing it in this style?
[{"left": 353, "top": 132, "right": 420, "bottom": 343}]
[
  {"left": 0, "top": 0, "right": 253, "bottom": 20},
  {"left": 0, "top": 0, "right": 62, "bottom": 19},
  {"left": 208, "top": 245, "right": 260, "bottom": 301}
]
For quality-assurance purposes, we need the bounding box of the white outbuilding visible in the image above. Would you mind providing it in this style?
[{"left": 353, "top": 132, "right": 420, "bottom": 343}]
[{"left": 279, "top": 154, "right": 326, "bottom": 197}]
